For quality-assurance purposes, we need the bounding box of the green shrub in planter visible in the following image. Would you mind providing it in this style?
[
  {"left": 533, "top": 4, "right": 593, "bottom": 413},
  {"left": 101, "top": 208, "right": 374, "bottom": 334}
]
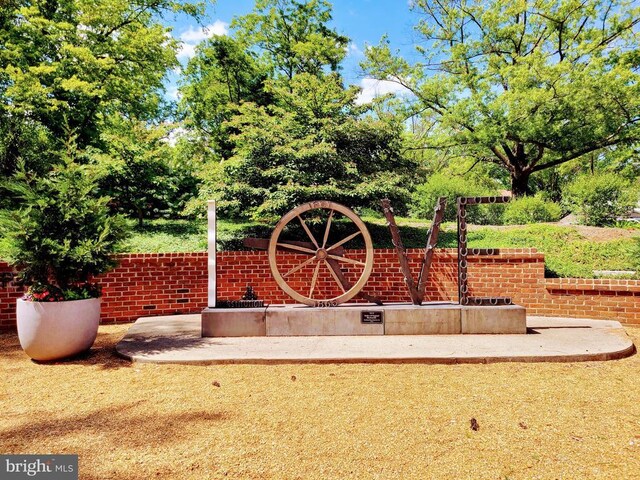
[
  {"left": 563, "top": 172, "right": 638, "bottom": 227},
  {"left": 502, "top": 194, "right": 563, "bottom": 225},
  {"left": 411, "top": 173, "right": 503, "bottom": 224},
  {"left": 0, "top": 158, "right": 128, "bottom": 299}
]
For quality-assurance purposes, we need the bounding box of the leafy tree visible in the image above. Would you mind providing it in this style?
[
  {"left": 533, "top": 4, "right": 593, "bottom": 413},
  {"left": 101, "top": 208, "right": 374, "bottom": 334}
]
[
  {"left": 563, "top": 171, "right": 638, "bottom": 226},
  {"left": 0, "top": 0, "right": 201, "bottom": 175},
  {"left": 232, "top": 0, "right": 349, "bottom": 82},
  {"left": 180, "top": 0, "right": 349, "bottom": 162},
  {"left": 181, "top": 0, "right": 414, "bottom": 220},
  {"left": 0, "top": 139, "right": 128, "bottom": 292},
  {"left": 363, "top": 0, "right": 640, "bottom": 196},
  {"left": 93, "top": 117, "right": 198, "bottom": 226},
  {"left": 527, "top": 145, "right": 640, "bottom": 201},
  {"left": 202, "top": 73, "right": 414, "bottom": 220},
  {"left": 179, "top": 35, "right": 272, "bottom": 160}
]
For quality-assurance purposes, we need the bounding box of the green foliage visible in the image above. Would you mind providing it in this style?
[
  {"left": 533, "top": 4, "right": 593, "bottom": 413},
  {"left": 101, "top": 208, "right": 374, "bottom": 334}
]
[
  {"left": 194, "top": 72, "right": 414, "bottom": 221},
  {"left": 0, "top": 151, "right": 128, "bottom": 295},
  {"left": 179, "top": 35, "right": 272, "bottom": 160},
  {"left": 563, "top": 172, "right": 638, "bottom": 226},
  {"left": 232, "top": 0, "right": 349, "bottom": 81},
  {"left": 24, "top": 281, "right": 101, "bottom": 302},
  {"left": 94, "top": 118, "right": 199, "bottom": 225},
  {"left": 180, "top": 0, "right": 413, "bottom": 221},
  {"left": 363, "top": 0, "right": 640, "bottom": 195},
  {"left": 411, "top": 173, "right": 502, "bottom": 224},
  {"left": 0, "top": 0, "right": 201, "bottom": 178},
  {"left": 502, "top": 194, "right": 563, "bottom": 225}
]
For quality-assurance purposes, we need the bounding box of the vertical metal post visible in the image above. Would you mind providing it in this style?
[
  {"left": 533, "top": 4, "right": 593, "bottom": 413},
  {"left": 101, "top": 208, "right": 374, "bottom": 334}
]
[
  {"left": 457, "top": 198, "right": 468, "bottom": 305},
  {"left": 207, "top": 200, "right": 217, "bottom": 308}
]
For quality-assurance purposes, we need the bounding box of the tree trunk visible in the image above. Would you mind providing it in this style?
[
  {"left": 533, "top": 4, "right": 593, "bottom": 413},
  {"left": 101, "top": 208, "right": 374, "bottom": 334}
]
[{"left": 510, "top": 170, "right": 532, "bottom": 197}]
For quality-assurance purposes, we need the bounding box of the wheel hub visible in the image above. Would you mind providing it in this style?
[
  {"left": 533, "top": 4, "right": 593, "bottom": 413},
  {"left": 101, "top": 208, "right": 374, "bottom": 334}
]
[{"left": 315, "top": 248, "right": 328, "bottom": 260}]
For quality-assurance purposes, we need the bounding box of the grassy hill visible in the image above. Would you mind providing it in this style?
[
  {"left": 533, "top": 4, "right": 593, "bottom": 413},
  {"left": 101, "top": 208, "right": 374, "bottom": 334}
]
[{"left": 122, "top": 218, "right": 640, "bottom": 279}]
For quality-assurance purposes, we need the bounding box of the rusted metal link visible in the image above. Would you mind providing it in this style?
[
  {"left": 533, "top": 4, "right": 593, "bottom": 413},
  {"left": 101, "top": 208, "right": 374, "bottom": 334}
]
[
  {"left": 457, "top": 195, "right": 511, "bottom": 305},
  {"left": 457, "top": 196, "right": 511, "bottom": 205},
  {"left": 468, "top": 248, "right": 500, "bottom": 255},
  {"left": 461, "top": 297, "right": 513, "bottom": 306},
  {"left": 457, "top": 202, "right": 469, "bottom": 304}
]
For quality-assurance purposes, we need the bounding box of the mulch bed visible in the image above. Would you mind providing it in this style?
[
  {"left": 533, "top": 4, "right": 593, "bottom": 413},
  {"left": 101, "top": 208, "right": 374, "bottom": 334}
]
[{"left": 2, "top": 324, "right": 639, "bottom": 479}]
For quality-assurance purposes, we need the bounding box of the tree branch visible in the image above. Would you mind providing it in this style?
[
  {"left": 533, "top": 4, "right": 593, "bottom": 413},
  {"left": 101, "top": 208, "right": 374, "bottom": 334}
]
[
  {"left": 490, "top": 145, "right": 511, "bottom": 167},
  {"left": 530, "top": 136, "right": 633, "bottom": 172}
]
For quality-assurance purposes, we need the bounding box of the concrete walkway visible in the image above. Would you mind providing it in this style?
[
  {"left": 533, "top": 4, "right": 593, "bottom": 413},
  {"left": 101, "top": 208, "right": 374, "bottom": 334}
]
[{"left": 115, "top": 315, "right": 635, "bottom": 364}]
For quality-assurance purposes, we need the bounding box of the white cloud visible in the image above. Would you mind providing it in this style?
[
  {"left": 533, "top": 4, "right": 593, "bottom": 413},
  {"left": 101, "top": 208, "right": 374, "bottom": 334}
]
[
  {"left": 165, "top": 126, "right": 188, "bottom": 147},
  {"left": 356, "top": 77, "right": 411, "bottom": 104},
  {"left": 177, "top": 42, "right": 196, "bottom": 60},
  {"left": 177, "top": 20, "right": 228, "bottom": 60},
  {"left": 166, "top": 84, "right": 181, "bottom": 101},
  {"left": 180, "top": 20, "right": 228, "bottom": 43},
  {"left": 346, "top": 42, "right": 363, "bottom": 57}
]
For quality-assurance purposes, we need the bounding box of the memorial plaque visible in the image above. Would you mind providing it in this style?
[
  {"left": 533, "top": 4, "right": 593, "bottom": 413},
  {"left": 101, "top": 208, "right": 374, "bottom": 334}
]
[{"left": 361, "top": 310, "right": 384, "bottom": 324}]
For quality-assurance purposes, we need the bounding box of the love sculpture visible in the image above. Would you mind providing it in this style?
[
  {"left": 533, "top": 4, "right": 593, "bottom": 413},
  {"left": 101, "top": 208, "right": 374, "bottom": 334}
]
[
  {"left": 203, "top": 196, "right": 526, "bottom": 337},
  {"left": 242, "top": 196, "right": 511, "bottom": 307}
]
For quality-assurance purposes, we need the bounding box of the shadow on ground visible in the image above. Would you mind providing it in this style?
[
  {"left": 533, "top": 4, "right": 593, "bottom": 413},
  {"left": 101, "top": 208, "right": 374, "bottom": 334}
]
[
  {"left": 1, "top": 402, "right": 229, "bottom": 450},
  {"left": 0, "top": 327, "right": 132, "bottom": 370}
]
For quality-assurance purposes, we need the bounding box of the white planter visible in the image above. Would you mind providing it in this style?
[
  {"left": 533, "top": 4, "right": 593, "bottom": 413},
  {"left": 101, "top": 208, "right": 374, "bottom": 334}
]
[{"left": 17, "top": 297, "right": 101, "bottom": 361}]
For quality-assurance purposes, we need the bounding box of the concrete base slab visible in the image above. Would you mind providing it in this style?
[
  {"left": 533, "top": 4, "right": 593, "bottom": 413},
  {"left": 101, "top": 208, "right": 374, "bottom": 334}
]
[
  {"left": 116, "top": 315, "right": 635, "bottom": 365},
  {"left": 462, "top": 305, "right": 527, "bottom": 334},
  {"left": 266, "top": 304, "right": 384, "bottom": 336},
  {"left": 201, "top": 307, "right": 266, "bottom": 337},
  {"left": 201, "top": 302, "right": 526, "bottom": 337},
  {"left": 384, "top": 303, "right": 461, "bottom": 335}
]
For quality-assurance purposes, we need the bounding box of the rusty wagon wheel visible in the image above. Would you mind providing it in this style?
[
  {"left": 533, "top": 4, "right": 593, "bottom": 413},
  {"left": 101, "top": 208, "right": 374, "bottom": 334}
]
[{"left": 267, "top": 200, "right": 374, "bottom": 307}]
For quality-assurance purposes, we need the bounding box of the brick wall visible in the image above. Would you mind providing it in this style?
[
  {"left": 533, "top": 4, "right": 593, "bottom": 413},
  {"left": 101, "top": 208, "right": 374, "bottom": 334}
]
[{"left": 1, "top": 248, "right": 639, "bottom": 331}]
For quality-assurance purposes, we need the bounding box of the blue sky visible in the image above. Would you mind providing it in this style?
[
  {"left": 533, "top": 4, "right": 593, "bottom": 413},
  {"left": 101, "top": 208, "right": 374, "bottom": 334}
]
[{"left": 165, "top": 0, "right": 421, "bottom": 102}]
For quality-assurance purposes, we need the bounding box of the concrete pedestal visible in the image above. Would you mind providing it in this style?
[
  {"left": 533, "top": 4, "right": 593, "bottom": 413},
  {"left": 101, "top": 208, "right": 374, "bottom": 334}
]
[
  {"left": 201, "top": 307, "right": 266, "bottom": 337},
  {"left": 461, "top": 305, "right": 527, "bottom": 334},
  {"left": 202, "top": 302, "right": 527, "bottom": 337}
]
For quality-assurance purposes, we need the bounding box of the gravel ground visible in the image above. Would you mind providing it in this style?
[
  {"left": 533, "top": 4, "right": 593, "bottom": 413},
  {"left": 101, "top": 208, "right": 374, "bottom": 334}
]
[{"left": 2, "top": 324, "right": 639, "bottom": 479}]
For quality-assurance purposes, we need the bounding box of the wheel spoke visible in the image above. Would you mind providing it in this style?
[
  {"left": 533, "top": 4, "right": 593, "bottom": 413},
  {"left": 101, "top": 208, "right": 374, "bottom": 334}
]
[
  {"left": 326, "top": 230, "right": 361, "bottom": 252},
  {"left": 276, "top": 242, "right": 316, "bottom": 255},
  {"left": 297, "top": 215, "right": 319, "bottom": 249},
  {"left": 327, "top": 255, "right": 366, "bottom": 266},
  {"left": 325, "top": 260, "right": 346, "bottom": 293},
  {"left": 321, "top": 210, "right": 334, "bottom": 248},
  {"left": 308, "top": 261, "right": 321, "bottom": 297},
  {"left": 283, "top": 256, "right": 317, "bottom": 278},
  {"left": 327, "top": 254, "right": 366, "bottom": 266}
]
